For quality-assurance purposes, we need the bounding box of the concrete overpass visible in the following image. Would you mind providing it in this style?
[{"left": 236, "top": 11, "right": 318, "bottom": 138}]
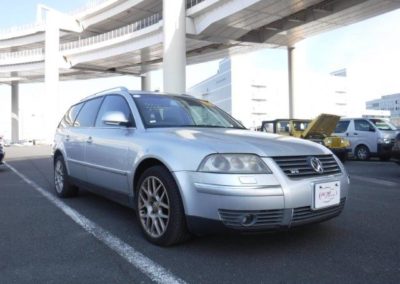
[{"left": 1, "top": 0, "right": 400, "bottom": 141}]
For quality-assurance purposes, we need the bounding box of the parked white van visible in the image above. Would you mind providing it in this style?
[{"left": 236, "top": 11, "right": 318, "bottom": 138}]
[{"left": 333, "top": 118, "right": 398, "bottom": 160}]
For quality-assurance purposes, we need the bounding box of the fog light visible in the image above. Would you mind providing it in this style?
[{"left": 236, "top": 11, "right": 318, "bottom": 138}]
[{"left": 240, "top": 214, "right": 257, "bottom": 226}]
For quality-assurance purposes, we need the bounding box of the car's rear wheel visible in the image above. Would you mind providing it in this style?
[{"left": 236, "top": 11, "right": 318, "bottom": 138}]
[
  {"left": 355, "top": 145, "right": 370, "bottom": 161},
  {"left": 136, "top": 166, "right": 190, "bottom": 246},
  {"left": 54, "top": 155, "right": 78, "bottom": 198}
]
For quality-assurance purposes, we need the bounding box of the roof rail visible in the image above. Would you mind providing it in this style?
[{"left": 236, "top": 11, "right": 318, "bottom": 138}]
[
  {"left": 94, "top": 86, "right": 129, "bottom": 95},
  {"left": 81, "top": 86, "right": 129, "bottom": 101}
]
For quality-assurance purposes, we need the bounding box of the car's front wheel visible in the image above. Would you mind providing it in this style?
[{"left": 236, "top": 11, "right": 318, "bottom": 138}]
[
  {"left": 136, "top": 165, "right": 190, "bottom": 246},
  {"left": 54, "top": 155, "right": 78, "bottom": 198}
]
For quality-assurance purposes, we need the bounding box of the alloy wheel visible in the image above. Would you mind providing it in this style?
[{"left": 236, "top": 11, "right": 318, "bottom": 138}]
[
  {"left": 54, "top": 160, "right": 64, "bottom": 194},
  {"left": 138, "top": 176, "right": 170, "bottom": 238},
  {"left": 357, "top": 147, "right": 368, "bottom": 160}
]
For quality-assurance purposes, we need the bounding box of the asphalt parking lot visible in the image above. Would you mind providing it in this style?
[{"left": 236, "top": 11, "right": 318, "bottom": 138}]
[{"left": 1, "top": 146, "right": 399, "bottom": 283}]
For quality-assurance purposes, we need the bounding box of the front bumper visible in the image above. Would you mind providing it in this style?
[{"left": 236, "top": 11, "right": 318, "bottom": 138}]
[
  {"left": 173, "top": 157, "right": 350, "bottom": 235},
  {"left": 377, "top": 142, "right": 394, "bottom": 156},
  {"left": 187, "top": 198, "right": 346, "bottom": 235},
  {"left": 392, "top": 142, "right": 400, "bottom": 160}
]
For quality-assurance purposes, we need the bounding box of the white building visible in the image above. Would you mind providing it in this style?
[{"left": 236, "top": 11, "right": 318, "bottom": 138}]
[
  {"left": 328, "top": 69, "right": 349, "bottom": 116},
  {"left": 366, "top": 93, "right": 400, "bottom": 117},
  {"left": 188, "top": 57, "right": 288, "bottom": 129},
  {"left": 188, "top": 55, "right": 353, "bottom": 128}
]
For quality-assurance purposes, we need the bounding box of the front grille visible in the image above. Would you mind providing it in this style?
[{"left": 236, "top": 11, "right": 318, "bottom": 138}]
[
  {"left": 218, "top": 208, "right": 284, "bottom": 229},
  {"left": 291, "top": 198, "right": 346, "bottom": 225},
  {"left": 272, "top": 155, "right": 341, "bottom": 178}
]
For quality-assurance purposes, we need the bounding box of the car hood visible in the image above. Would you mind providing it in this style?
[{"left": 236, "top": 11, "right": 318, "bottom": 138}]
[
  {"left": 380, "top": 130, "right": 398, "bottom": 139},
  {"left": 302, "top": 114, "right": 340, "bottom": 139},
  {"left": 147, "top": 128, "right": 331, "bottom": 157}
]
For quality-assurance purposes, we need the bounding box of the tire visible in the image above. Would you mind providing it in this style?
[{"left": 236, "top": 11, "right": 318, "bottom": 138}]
[
  {"left": 354, "top": 145, "right": 370, "bottom": 161},
  {"left": 136, "top": 165, "right": 190, "bottom": 246},
  {"left": 54, "top": 155, "right": 78, "bottom": 198}
]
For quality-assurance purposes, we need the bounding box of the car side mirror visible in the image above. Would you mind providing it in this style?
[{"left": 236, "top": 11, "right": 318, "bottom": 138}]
[
  {"left": 369, "top": 127, "right": 376, "bottom": 132},
  {"left": 102, "top": 111, "right": 131, "bottom": 127}
]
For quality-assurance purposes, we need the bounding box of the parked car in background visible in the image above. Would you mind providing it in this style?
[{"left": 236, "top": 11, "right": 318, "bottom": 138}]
[
  {"left": 333, "top": 118, "right": 398, "bottom": 161},
  {"left": 53, "top": 88, "right": 350, "bottom": 246},
  {"left": 260, "top": 114, "right": 350, "bottom": 161},
  {"left": 392, "top": 133, "right": 400, "bottom": 161},
  {"left": 0, "top": 136, "right": 5, "bottom": 165}
]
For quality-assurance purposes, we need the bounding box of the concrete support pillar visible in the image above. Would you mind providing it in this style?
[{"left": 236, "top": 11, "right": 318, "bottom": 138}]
[
  {"left": 141, "top": 74, "right": 151, "bottom": 91},
  {"left": 44, "top": 11, "right": 60, "bottom": 141},
  {"left": 11, "top": 81, "right": 19, "bottom": 143},
  {"left": 288, "top": 46, "right": 295, "bottom": 118},
  {"left": 163, "top": 0, "right": 186, "bottom": 93}
]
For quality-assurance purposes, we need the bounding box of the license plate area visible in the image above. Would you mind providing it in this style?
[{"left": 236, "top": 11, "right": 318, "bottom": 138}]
[{"left": 313, "top": 181, "right": 340, "bottom": 210}]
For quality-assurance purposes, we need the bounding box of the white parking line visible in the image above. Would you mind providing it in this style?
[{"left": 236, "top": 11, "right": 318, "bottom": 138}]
[
  {"left": 351, "top": 175, "right": 398, "bottom": 187},
  {"left": 4, "top": 162, "right": 186, "bottom": 284}
]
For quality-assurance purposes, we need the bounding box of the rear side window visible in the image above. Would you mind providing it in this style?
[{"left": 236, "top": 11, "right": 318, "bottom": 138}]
[
  {"left": 74, "top": 97, "right": 103, "bottom": 127},
  {"left": 95, "top": 95, "right": 134, "bottom": 127},
  {"left": 334, "top": 121, "right": 350, "bottom": 133},
  {"left": 277, "top": 121, "right": 290, "bottom": 134},
  {"left": 262, "top": 122, "right": 275, "bottom": 133},
  {"left": 58, "top": 103, "right": 83, "bottom": 129},
  {"left": 354, "top": 119, "right": 374, "bottom": 132}
]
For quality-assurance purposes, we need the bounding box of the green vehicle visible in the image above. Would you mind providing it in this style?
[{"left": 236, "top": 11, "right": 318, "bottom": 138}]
[{"left": 260, "top": 114, "right": 350, "bottom": 161}]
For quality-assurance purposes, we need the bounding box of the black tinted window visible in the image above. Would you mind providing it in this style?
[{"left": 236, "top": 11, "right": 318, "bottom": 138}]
[
  {"left": 58, "top": 103, "right": 83, "bottom": 128},
  {"left": 74, "top": 97, "right": 103, "bottom": 127},
  {"left": 354, "top": 119, "right": 373, "bottom": 132},
  {"left": 334, "top": 121, "right": 350, "bottom": 133},
  {"left": 95, "top": 95, "right": 134, "bottom": 127}
]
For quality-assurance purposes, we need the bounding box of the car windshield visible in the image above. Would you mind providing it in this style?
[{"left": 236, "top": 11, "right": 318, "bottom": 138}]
[
  {"left": 132, "top": 94, "right": 245, "bottom": 129},
  {"left": 369, "top": 119, "right": 396, "bottom": 131}
]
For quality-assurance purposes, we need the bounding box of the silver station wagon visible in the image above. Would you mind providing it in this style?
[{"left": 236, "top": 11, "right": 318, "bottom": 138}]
[{"left": 53, "top": 87, "right": 350, "bottom": 246}]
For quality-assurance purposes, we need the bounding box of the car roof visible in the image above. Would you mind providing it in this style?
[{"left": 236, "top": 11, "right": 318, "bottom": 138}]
[{"left": 79, "top": 88, "right": 194, "bottom": 102}]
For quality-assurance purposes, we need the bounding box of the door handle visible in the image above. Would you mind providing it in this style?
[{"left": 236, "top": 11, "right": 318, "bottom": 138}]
[
  {"left": 353, "top": 133, "right": 358, "bottom": 136},
  {"left": 86, "top": 136, "right": 93, "bottom": 144}
]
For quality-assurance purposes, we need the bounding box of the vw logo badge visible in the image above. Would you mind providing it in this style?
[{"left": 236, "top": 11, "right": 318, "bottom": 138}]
[{"left": 309, "top": 157, "right": 324, "bottom": 173}]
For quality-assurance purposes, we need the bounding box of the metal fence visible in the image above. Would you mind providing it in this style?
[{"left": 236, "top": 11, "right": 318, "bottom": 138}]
[
  {"left": 1, "top": 0, "right": 208, "bottom": 62},
  {"left": 60, "top": 13, "right": 161, "bottom": 51},
  {"left": 68, "top": 0, "right": 112, "bottom": 15},
  {"left": 0, "top": 23, "right": 43, "bottom": 38},
  {"left": 0, "top": 48, "right": 44, "bottom": 61}
]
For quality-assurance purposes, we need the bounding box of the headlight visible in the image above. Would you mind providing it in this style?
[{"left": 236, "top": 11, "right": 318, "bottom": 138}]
[
  {"left": 198, "top": 154, "right": 272, "bottom": 174},
  {"left": 324, "top": 137, "right": 332, "bottom": 146},
  {"left": 378, "top": 138, "right": 391, "bottom": 144},
  {"left": 341, "top": 138, "right": 350, "bottom": 147}
]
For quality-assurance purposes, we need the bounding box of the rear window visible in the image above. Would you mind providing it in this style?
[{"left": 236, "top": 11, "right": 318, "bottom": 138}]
[{"left": 335, "top": 121, "right": 350, "bottom": 133}]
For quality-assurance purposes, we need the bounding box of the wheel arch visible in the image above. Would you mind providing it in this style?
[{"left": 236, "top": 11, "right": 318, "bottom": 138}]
[
  {"left": 53, "top": 149, "right": 70, "bottom": 175},
  {"left": 53, "top": 149, "right": 63, "bottom": 161},
  {"left": 132, "top": 157, "right": 188, "bottom": 213}
]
